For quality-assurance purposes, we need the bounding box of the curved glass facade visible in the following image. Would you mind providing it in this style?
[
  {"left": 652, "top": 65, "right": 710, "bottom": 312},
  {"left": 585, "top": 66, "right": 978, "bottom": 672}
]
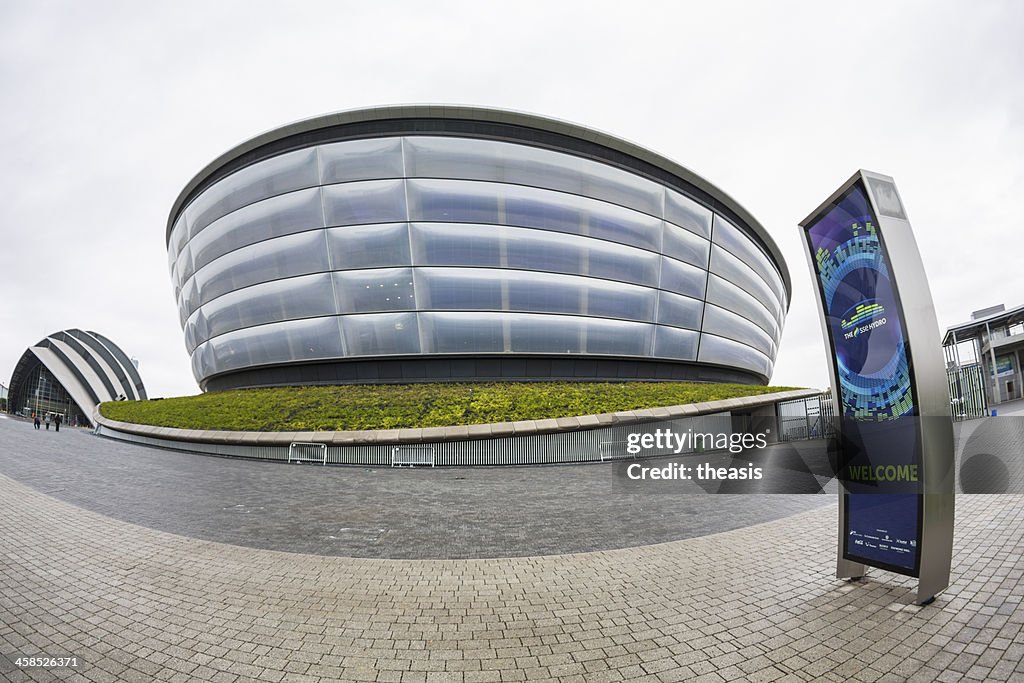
[{"left": 169, "top": 126, "right": 788, "bottom": 389}]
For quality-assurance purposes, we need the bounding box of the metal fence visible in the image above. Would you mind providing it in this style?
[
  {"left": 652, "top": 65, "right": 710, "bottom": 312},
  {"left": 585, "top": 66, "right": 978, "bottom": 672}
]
[
  {"left": 777, "top": 393, "right": 836, "bottom": 442},
  {"left": 947, "top": 365, "right": 988, "bottom": 420},
  {"left": 96, "top": 413, "right": 744, "bottom": 467},
  {"left": 288, "top": 442, "right": 327, "bottom": 465}
]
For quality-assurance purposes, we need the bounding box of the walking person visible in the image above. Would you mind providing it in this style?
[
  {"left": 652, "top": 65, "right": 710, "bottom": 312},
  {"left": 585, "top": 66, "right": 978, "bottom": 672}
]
[
  {"left": 44, "top": 413, "right": 51, "bottom": 430},
  {"left": 33, "top": 412, "right": 40, "bottom": 430},
  {"left": 54, "top": 414, "right": 62, "bottom": 432}
]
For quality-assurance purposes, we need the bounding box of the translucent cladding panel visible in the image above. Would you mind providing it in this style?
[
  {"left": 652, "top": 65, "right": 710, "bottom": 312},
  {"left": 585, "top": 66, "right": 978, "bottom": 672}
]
[
  {"left": 414, "top": 268, "right": 503, "bottom": 310},
  {"left": 709, "top": 245, "right": 783, "bottom": 324},
  {"left": 488, "top": 313, "right": 653, "bottom": 356},
  {"left": 192, "top": 230, "right": 331, "bottom": 312},
  {"left": 698, "top": 333, "right": 772, "bottom": 378},
  {"left": 420, "top": 312, "right": 505, "bottom": 353},
  {"left": 656, "top": 292, "right": 704, "bottom": 330},
  {"left": 194, "top": 273, "right": 337, "bottom": 346},
  {"left": 406, "top": 178, "right": 500, "bottom": 224},
  {"left": 326, "top": 223, "right": 411, "bottom": 270},
  {"left": 665, "top": 189, "right": 713, "bottom": 239},
  {"left": 578, "top": 318, "right": 655, "bottom": 356},
  {"left": 341, "top": 312, "right": 420, "bottom": 356},
  {"left": 183, "top": 318, "right": 199, "bottom": 351},
  {"left": 711, "top": 215, "right": 786, "bottom": 304},
  {"left": 168, "top": 214, "right": 189, "bottom": 260},
  {"left": 189, "top": 187, "right": 324, "bottom": 274},
  {"left": 318, "top": 138, "right": 404, "bottom": 184},
  {"left": 701, "top": 302, "right": 776, "bottom": 358},
  {"left": 409, "top": 222, "right": 502, "bottom": 268},
  {"left": 199, "top": 316, "right": 344, "bottom": 377},
  {"left": 410, "top": 223, "right": 659, "bottom": 287},
  {"left": 404, "top": 136, "right": 663, "bottom": 217},
  {"left": 510, "top": 313, "right": 584, "bottom": 353},
  {"left": 662, "top": 221, "right": 711, "bottom": 269},
  {"left": 174, "top": 243, "right": 194, "bottom": 288},
  {"left": 322, "top": 179, "right": 407, "bottom": 226},
  {"left": 414, "top": 267, "right": 656, "bottom": 322},
  {"left": 408, "top": 179, "right": 662, "bottom": 252},
  {"left": 653, "top": 326, "right": 699, "bottom": 361},
  {"left": 180, "top": 278, "right": 199, "bottom": 326},
  {"left": 705, "top": 274, "right": 779, "bottom": 340},
  {"left": 571, "top": 277, "right": 655, "bottom": 322},
  {"left": 334, "top": 268, "right": 416, "bottom": 314},
  {"left": 659, "top": 256, "right": 708, "bottom": 300},
  {"left": 185, "top": 148, "right": 319, "bottom": 239}
]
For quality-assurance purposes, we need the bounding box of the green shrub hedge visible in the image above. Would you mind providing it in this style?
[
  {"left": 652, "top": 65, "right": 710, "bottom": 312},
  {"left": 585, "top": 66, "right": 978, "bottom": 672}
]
[{"left": 99, "top": 382, "right": 800, "bottom": 432}]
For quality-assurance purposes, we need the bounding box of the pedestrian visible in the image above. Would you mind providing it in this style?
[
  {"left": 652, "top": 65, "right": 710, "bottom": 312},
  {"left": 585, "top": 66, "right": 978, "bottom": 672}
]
[
  {"left": 45, "top": 414, "right": 51, "bottom": 430},
  {"left": 54, "top": 414, "right": 62, "bottom": 432},
  {"left": 33, "top": 412, "right": 40, "bottom": 430}
]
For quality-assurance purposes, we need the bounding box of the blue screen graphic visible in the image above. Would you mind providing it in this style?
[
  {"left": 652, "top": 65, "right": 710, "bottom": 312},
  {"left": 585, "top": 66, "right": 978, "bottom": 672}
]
[{"left": 805, "top": 182, "right": 921, "bottom": 575}]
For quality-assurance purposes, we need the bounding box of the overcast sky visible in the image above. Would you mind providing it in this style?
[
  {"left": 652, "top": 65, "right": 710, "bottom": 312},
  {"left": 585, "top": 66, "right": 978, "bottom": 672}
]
[{"left": 1, "top": 1, "right": 1021, "bottom": 398}]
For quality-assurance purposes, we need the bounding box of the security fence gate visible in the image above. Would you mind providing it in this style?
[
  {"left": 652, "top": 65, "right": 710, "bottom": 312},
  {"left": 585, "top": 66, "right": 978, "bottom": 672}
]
[{"left": 947, "top": 365, "right": 988, "bottom": 420}]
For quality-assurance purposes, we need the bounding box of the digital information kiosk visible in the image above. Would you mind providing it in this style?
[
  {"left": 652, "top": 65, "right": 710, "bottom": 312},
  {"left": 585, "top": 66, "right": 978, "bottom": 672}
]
[{"left": 799, "top": 170, "right": 955, "bottom": 604}]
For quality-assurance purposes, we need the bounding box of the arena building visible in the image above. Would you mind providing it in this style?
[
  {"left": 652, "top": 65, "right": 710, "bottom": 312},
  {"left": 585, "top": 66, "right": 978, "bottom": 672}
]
[
  {"left": 167, "top": 106, "right": 790, "bottom": 391},
  {"left": 7, "top": 330, "right": 147, "bottom": 426}
]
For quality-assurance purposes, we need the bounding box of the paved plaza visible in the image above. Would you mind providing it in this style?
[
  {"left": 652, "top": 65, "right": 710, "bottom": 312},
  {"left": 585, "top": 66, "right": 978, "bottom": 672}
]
[{"left": 1, "top": 415, "right": 1022, "bottom": 681}]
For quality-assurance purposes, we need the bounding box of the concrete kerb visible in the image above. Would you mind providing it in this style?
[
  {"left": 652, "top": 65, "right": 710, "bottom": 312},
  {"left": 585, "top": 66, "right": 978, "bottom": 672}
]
[{"left": 92, "top": 388, "right": 821, "bottom": 448}]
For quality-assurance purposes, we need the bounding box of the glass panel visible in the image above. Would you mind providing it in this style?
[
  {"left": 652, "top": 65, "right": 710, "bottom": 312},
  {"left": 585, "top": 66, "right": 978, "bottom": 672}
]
[
  {"left": 327, "top": 223, "right": 411, "bottom": 270},
  {"left": 705, "top": 274, "right": 779, "bottom": 341},
  {"left": 191, "top": 230, "right": 331, "bottom": 311},
  {"left": 334, "top": 268, "right": 416, "bottom": 313},
  {"left": 663, "top": 221, "right": 710, "bottom": 269},
  {"left": 712, "top": 215, "right": 787, "bottom": 304},
  {"left": 410, "top": 223, "right": 659, "bottom": 286},
  {"left": 322, "top": 179, "right": 407, "bottom": 226},
  {"left": 185, "top": 148, "right": 319, "bottom": 239},
  {"left": 709, "top": 245, "right": 783, "bottom": 324},
  {"left": 656, "top": 292, "right": 704, "bottom": 330},
  {"left": 318, "top": 137, "right": 404, "bottom": 184},
  {"left": 407, "top": 179, "right": 662, "bottom": 252},
  {"left": 404, "top": 136, "right": 663, "bottom": 217},
  {"left": 697, "top": 333, "right": 771, "bottom": 377},
  {"left": 659, "top": 256, "right": 708, "bottom": 299},
  {"left": 196, "top": 273, "right": 336, "bottom": 345},
  {"left": 665, "top": 189, "right": 713, "bottom": 238},
  {"left": 701, "top": 303, "right": 776, "bottom": 358},
  {"left": 189, "top": 187, "right": 324, "bottom": 273},
  {"left": 202, "top": 316, "right": 345, "bottom": 376},
  {"left": 420, "top": 311, "right": 506, "bottom": 353},
  {"left": 653, "top": 326, "right": 699, "bottom": 360},
  {"left": 341, "top": 312, "right": 420, "bottom": 356}
]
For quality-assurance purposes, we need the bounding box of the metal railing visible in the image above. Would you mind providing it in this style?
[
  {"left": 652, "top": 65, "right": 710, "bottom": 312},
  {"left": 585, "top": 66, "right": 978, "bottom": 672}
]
[
  {"left": 391, "top": 445, "right": 435, "bottom": 467},
  {"left": 288, "top": 442, "right": 327, "bottom": 465}
]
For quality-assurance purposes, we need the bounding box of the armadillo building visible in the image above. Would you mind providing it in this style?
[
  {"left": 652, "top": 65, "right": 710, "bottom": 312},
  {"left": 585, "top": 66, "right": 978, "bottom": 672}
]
[
  {"left": 168, "top": 106, "right": 791, "bottom": 391},
  {"left": 7, "top": 330, "right": 147, "bottom": 426}
]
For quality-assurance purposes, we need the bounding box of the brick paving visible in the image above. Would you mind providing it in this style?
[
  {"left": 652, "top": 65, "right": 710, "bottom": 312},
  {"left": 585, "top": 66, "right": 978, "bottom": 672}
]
[
  {"left": 1, "top": 469, "right": 1022, "bottom": 681},
  {"left": 0, "top": 418, "right": 830, "bottom": 559}
]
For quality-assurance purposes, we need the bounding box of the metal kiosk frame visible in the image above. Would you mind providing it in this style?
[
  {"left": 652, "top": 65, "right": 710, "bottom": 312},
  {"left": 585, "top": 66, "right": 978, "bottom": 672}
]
[{"left": 799, "top": 170, "right": 955, "bottom": 605}]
